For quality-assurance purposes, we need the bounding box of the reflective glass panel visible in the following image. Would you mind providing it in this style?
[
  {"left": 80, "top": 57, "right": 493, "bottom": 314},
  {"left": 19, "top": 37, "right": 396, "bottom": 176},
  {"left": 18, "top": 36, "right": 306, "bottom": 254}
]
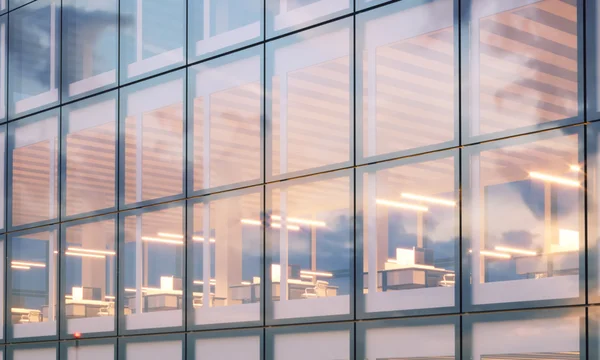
[
  {"left": 189, "top": 187, "right": 262, "bottom": 327},
  {"left": 0, "top": 236, "right": 5, "bottom": 340},
  {"left": 190, "top": 331, "right": 261, "bottom": 360},
  {"left": 9, "top": 110, "right": 59, "bottom": 229},
  {"left": 62, "top": 339, "right": 116, "bottom": 360},
  {"left": 120, "top": 71, "right": 185, "bottom": 207},
  {"left": 8, "top": 0, "right": 33, "bottom": 10},
  {"left": 266, "top": 170, "right": 352, "bottom": 322},
  {"left": 359, "top": 319, "right": 457, "bottom": 360},
  {"left": 120, "top": 0, "right": 186, "bottom": 83},
  {"left": 8, "top": 0, "right": 60, "bottom": 119},
  {"left": 357, "top": 0, "right": 456, "bottom": 163},
  {"left": 62, "top": 0, "right": 118, "bottom": 101},
  {"left": 189, "top": 46, "right": 262, "bottom": 194},
  {"left": 62, "top": 216, "right": 116, "bottom": 337},
  {"left": 9, "top": 345, "right": 57, "bottom": 360},
  {"left": 266, "top": 0, "right": 351, "bottom": 38},
  {"left": 0, "top": 125, "right": 6, "bottom": 232},
  {"left": 188, "top": 0, "right": 262, "bottom": 61},
  {"left": 120, "top": 203, "right": 184, "bottom": 333},
  {"left": 63, "top": 92, "right": 117, "bottom": 218},
  {"left": 8, "top": 226, "right": 58, "bottom": 340},
  {"left": 121, "top": 335, "right": 184, "bottom": 360},
  {"left": 359, "top": 151, "right": 458, "bottom": 315},
  {"left": 0, "top": 15, "right": 6, "bottom": 122},
  {"left": 269, "top": 326, "right": 351, "bottom": 360},
  {"left": 463, "top": 309, "right": 583, "bottom": 360},
  {"left": 464, "top": 0, "right": 580, "bottom": 141},
  {"left": 464, "top": 129, "right": 583, "bottom": 309},
  {"left": 267, "top": 19, "right": 352, "bottom": 179}
]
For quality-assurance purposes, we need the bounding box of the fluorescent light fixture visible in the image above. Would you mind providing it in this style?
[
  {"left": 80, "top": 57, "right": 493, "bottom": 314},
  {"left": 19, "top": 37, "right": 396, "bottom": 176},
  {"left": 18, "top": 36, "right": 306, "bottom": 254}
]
[
  {"left": 125, "top": 288, "right": 137, "bottom": 293},
  {"left": 300, "top": 274, "right": 313, "bottom": 279},
  {"left": 271, "top": 223, "right": 300, "bottom": 231},
  {"left": 105, "top": 295, "right": 115, "bottom": 300},
  {"left": 11, "top": 265, "right": 30, "bottom": 270},
  {"left": 141, "top": 236, "right": 184, "bottom": 245},
  {"left": 375, "top": 199, "right": 428, "bottom": 212},
  {"left": 193, "top": 236, "right": 216, "bottom": 243},
  {"left": 193, "top": 279, "right": 216, "bottom": 285},
  {"left": 65, "top": 251, "right": 106, "bottom": 259},
  {"left": 300, "top": 270, "right": 333, "bottom": 277},
  {"left": 529, "top": 172, "right": 579, "bottom": 187},
  {"left": 570, "top": 165, "right": 581, "bottom": 172},
  {"left": 400, "top": 193, "right": 456, "bottom": 207},
  {"left": 155, "top": 233, "right": 215, "bottom": 243},
  {"left": 271, "top": 215, "right": 326, "bottom": 227},
  {"left": 67, "top": 247, "right": 115, "bottom": 256},
  {"left": 469, "top": 250, "right": 511, "bottom": 259},
  {"left": 157, "top": 232, "right": 184, "bottom": 239},
  {"left": 495, "top": 246, "right": 537, "bottom": 256},
  {"left": 241, "top": 281, "right": 252, "bottom": 285},
  {"left": 241, "top": 219, "right": 261, "bottom": 226},
  {"left": 12, "top": 261, "right": 46, "bottom": 268}
]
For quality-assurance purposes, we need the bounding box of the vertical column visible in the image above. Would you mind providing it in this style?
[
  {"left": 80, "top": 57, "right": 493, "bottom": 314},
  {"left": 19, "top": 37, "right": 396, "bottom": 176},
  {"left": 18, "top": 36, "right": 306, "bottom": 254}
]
[
  {"left": 215, "top": 198, "right": 242, "bottom": 306},
  {"left": 81, "top": 223, "right": 107, "bottom": 299},
  {"left": 471, "top": 154, "right": 484, "bottom": 284},
  {"left": 544, "top": 182, "right": 552, "bottom": 253},
  {"left": 47, "top": 133, "right": 56, "bottom": 321},
  {"left": 136, "top": 0, "right": 143, "bottom": 62},
  {"left": 279, "top": 75, "right": 289, "bottom": 301},
  {"left": 202, "top": 204, "right": 211, "bottom": 307},
  {"left": 366, "top": 46, "right": 380, "bottom": 295},
  {"left": 417, "top": 213, "right": 423, "bottom": 248},
  {"left": 203, "top": 0, "right": 211, "bottom": 40},
  {"left": 49, "top": 0, "right": 56, "bottom": 91},
  {"left": 135, "top": 114, "right": 144, "bottom": 313}
]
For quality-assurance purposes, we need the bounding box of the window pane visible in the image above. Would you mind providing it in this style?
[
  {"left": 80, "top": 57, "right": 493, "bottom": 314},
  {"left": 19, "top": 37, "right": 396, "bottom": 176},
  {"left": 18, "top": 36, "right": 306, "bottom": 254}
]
[
  {"left": 191, "top": 331, "right": 261, "bottom": 360},
  {"left": 359, "top": 319, "right": 456, "bottom": 359},
  {"left": 62, "top": 216, "right": 116, "bottom": 336},
  {"left": 0, "top": 15, "right": 6, "bottom": 122},
  {"left": 120, "top": 71, "right": 185, "bottom": 207},
  {"left": 464, "top": 129, "right": 583, "bottom": 308},
  {"left": 120, "top": 203, "right": 184, "bottom": 333},
  {"left": 8, "top": 0, "right": 60, "bottom": 119},
  {"left": 266, "top": 0, "right": 351, "bottom": 38},
  {"left": 8, "top": 226, "right": 58, "bottom": 340},
  {"left": 267, "top": 19, "right": 352, "bottom": 179},
  {"left": 0, "top": 125, "right": 6, "bottom": 232},
  {"left": 269, "top": 326, "right": 351, "bottom": 360},
  {"left": 267, "top": 170, "right": 352, "bottom": 322},
  {"left": 189, "top": 46, "right": 262, "bottom": 193},
  {"left": 188, "top": 0, "right": 262, "bottom": 61},
  {"left": 121, "top": 335, "right": 184, "bottom": 360},
  {"left": 464, "top": 0, "right": 580, "bottom": 141},
  {"left": 62, "top": 0, "right": 118, "bottom": 101},
  {"left": 357, "top": 0, "right": 455, "bottom": 163},
  {"left": 464, "top": 309, "right": 583, "bottom": 359},
  {"left": 120, "top": 0, "right": 185, "bottom": 83},
  {"left": 9, "top": 110, "right": 59, "bottom": 229},
  {"left": 8, "top": 0, "right": 33, "bottom": 10},
  {"left": 189, "top": 188, "right": 262, "bottom": 327},
  {"left": 9, "top": 345, "right": 57, "bottom": 360},
  {"left": 63, "top": 92, "right": 116, "bottom": 218},
  {"left": 62, "top": 340, "right": 116, "bottom": 360},
  {"left": 359, "top": 151, "right": 458, "bottom": 315}
]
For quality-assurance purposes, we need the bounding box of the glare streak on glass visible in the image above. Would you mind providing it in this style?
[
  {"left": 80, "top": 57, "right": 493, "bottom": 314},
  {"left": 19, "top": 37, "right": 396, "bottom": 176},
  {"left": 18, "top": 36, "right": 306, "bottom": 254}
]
[{"left": 267, "top": 0, "right": 351, "bottom": 37}]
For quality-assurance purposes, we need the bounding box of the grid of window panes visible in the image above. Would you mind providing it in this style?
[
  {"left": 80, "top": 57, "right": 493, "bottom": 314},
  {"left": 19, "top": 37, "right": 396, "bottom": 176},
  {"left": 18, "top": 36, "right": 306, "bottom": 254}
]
[{"left": 1, "top": 0, "right": 600, "bottom": 359}]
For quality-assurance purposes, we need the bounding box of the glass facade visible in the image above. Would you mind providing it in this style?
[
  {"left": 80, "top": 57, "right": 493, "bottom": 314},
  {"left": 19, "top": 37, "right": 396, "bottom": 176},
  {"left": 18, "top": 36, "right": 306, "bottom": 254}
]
[{"left": 1, "top": 0, "right": 599, "bottom": 358}]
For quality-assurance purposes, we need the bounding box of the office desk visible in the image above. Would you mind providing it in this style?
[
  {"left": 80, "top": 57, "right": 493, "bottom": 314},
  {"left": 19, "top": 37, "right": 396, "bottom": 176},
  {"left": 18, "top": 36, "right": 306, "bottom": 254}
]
[
  {"left": 231, "top": 281, "right": 339, "bottom": 301},
  {"left": 365, "top": 265, "right": 454, "bottom": 291},
  {"left": 515, "top": 251, "right": 578, "bottom": 277},
  {"left": 65, "top": 299, "right": 112, "bottom": 318}
]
